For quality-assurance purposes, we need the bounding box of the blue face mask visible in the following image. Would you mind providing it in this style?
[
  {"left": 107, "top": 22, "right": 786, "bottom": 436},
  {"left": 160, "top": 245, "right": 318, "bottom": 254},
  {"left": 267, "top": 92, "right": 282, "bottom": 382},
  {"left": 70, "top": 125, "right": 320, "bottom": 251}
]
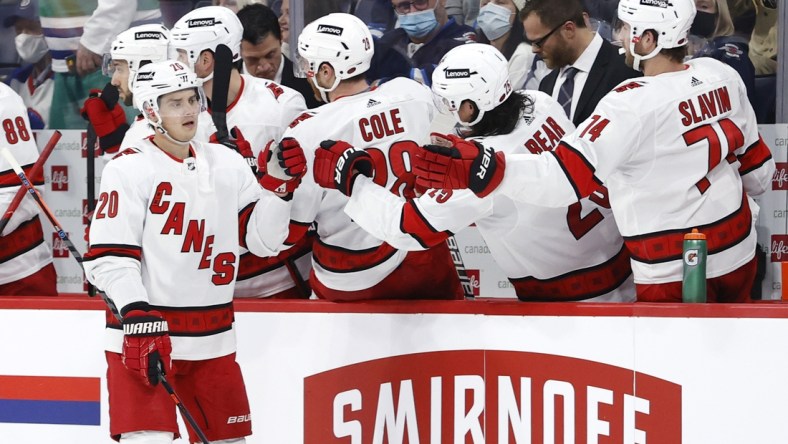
[
  {"left": 399, "top": 9, "right": 439, "bottom": 39},
  {"left": 477, "top": 3, "right": 514, "bottom": 41}
]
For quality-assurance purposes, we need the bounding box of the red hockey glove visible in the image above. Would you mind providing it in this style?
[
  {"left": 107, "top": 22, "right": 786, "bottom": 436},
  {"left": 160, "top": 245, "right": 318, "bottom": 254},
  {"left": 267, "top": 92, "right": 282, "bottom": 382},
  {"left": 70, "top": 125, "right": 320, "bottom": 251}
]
[
  {"left": 414, "top": 134, "right": 505, "bottom": 198},
  {"left": 121, "top": 308, "right": 172, "bottom": 387},
  {"left": 210, "top": 127, "right": 258, "bottom": 175},
  {"left": 257, "top": 137, "right": 308, "bottom": 194},
  {"left": 313, "top": 140, "right": 374, "bottom": 197},
  {"left": 80, "top": 82, "right": 129, "bottom": 156}
]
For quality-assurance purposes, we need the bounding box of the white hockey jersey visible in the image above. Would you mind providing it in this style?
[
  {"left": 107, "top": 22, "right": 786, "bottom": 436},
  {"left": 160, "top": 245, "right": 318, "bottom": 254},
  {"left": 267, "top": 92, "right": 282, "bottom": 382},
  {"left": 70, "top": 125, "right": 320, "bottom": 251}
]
[
  {"left": 0, "top": 83, "right": 53, "bottom": 286},
  {"left": 84, "top": 138, "right": 293, "bottom": 360},
  {"left": 498, "top": 58, "right": 774, "bottom": 284},
  {"left": 196, "top": 75, "right": 312, "bottom": 298},
  {"left": 346, "top": 91, "right": 634, "bottom": 301},
  {"left": 283, "top": 77, "right": 438, "bottom": 291}
]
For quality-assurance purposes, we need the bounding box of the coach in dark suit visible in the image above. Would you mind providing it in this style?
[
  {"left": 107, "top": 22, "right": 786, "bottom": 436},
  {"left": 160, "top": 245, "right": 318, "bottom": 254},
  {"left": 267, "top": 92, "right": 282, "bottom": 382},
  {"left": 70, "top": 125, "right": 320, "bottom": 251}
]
[
  {"left": 237, "top": 3, "right": 321, "bottom": 109},
  {"left": 521, "top": 0, "right": 638, "bottom": 126}
]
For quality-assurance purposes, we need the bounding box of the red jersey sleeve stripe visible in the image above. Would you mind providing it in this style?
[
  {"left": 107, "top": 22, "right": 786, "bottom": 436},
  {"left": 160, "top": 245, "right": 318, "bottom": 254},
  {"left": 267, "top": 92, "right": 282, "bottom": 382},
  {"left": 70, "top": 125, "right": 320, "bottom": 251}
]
[
  {"left": 738, "top": 137, "right": 773, "bottom": 175},
  {"left": 238, "top": 201, "right": 256, "bottom": 249},
  {"left": 0, "top": 163, "right": 44, "bottom": 188},
  {"left": 400, "top": 201, "right": 450, "bottom": 249},
  {"left": 84, "top": 244, "right": 141, "bottom": 262},
  {"left": 551, "top": 142, "right": 603, "bottom": 200}
]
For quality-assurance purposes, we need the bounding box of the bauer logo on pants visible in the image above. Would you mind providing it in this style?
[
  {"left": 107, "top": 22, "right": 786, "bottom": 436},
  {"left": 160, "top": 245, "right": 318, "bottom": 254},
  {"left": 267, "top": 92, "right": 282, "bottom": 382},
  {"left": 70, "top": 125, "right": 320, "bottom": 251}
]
[{"left": 304, "top": 350, "right": 682, "bottom": 443}]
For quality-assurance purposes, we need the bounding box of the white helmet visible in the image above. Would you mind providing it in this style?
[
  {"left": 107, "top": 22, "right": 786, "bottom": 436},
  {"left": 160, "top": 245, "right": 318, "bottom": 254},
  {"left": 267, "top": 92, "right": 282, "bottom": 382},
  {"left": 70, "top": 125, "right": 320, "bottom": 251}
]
[
  {"left": 431, "top": 43, "right": 512, "bottom": 127},
  {"left": 105, "top": 24, "right": 174, "bottom": 90},
  {"left": 133, "top": 60, "right": 204, "bottom": 143},
  {"left": 170, "top": 6, "right": 243, "bottom": 69},
  {"left": 297, "top": 13, "right": 374, "bottom": 101},
  {"left": 617, "top": 0, "right": 696, "bottom": 71}
]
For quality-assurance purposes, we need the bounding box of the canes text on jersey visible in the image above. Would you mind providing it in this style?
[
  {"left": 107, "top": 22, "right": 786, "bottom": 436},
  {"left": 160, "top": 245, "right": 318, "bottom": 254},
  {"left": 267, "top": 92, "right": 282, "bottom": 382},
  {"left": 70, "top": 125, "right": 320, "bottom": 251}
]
[
  {"left": 149, "top": 182, "right": 236, "bottom": 285},
  {"left": 678, "top": 86, "right": 732, "bottom": 127},
  {"left": 359, "top": 108, "right": 404, "bottom": 142}
]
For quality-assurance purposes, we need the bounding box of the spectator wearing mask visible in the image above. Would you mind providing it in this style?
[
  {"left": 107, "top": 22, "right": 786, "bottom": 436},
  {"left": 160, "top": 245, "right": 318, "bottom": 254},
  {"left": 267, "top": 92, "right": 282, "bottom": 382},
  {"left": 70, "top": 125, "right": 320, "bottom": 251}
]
[
  {"left": 237, "top": 3, "right": 320, "bottom": 107},
  {"left": 366, "top": 0, "right": 477, "bottom": 86},
  {"left": 477, "top": 0, "right": 549, "bottom": 90},
  {"left": 4, "top": 0, "right": 53, "bottom": 129},
  {"left": 691, "top": 0, "right": 756, "bottom": 109}
]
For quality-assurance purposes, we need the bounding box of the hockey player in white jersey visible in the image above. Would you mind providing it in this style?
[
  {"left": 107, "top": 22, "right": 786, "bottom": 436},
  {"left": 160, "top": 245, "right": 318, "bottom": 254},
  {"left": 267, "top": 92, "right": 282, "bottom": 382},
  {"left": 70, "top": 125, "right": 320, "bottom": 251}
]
[
  {"left": 414, "top": 0, "right": 774, "bottom": 302},
  {"left": 324, "top": 44, "right": 634, "bottom": 301},
  {"left": 83, "top": 61, "right": 307, "bottom": 443},
  {"left": 171, "top": 6, "right": 312, "bottom": 299},
  {"left": 0, "top": 83, "right": 56, "bottom": 295},
  {"left": 82, "top": 24, "right": 173, "bottom": 161},
  {"left": 284, "top": 13, "right": 463, "bottom": 301}
]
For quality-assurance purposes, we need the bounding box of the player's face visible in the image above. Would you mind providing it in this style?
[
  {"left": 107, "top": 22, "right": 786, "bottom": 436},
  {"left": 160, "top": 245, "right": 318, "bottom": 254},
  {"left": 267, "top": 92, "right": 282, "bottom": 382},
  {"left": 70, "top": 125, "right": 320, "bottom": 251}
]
[
  {"left": 241, "top": 34, "right": 282, "bottom": 80},
  {"left": 110, "top": 60, "right": 133, "bottom": 106},
  {"left": 523, "top": 14, "right": 572, "bottom": 69},
  {"left": 158, "top": 89, "right": 201, "bottom": 141}
]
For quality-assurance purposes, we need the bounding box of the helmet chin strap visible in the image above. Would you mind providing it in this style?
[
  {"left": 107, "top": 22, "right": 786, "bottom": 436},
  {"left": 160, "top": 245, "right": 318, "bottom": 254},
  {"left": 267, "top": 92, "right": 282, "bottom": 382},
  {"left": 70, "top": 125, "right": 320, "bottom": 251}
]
[
  {"left": 631, "top": 42, "right": 662, "bottom": 72},
  {"left": 310, "top": 74, "right": 340, "bottom": 103},
  {"left": 147, "top": 108, "right": 191, "bottom": 147}
]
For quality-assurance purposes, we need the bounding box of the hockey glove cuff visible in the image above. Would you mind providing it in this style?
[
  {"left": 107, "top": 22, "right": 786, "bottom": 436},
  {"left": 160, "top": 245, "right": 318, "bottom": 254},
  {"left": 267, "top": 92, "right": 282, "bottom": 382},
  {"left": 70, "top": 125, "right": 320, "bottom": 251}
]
[
  {"left": 313, "top": 140, "right": 374, "bottom": 197},
  {"left": 80, "top": 83, "right": 129, "bottom": 155},
  {"left": 257, "top": 137, "right": 308, "bottom": 194},
  {"left": 121, "top": 308, "right": 172, "bottom": 387}
]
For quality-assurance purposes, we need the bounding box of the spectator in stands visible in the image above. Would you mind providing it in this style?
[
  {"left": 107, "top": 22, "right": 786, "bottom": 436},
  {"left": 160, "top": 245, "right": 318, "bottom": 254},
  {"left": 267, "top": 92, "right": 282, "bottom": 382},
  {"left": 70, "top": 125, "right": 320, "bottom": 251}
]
[
  {"left": 522, "top": 0, "right": 637, "bottom": 126},
  {"left": 41, "top": 0, "right": 161, "bottom": 129},
  {"left": 366, "top": 0, "right": 477, "bottom": 86},
  {"left": 446, "top": 0, "right": 479, "bottom": 26},
  {"left": 476, "top": 0, "right": 548, "bottom": 90},
  {"left": 4, "top": 0, "right": 53, "bottom": 129},
  {"left": 237, "top": 3, "right": 320, "bottom": 107},
  {"left": 749, "top": 0, "right": 777, "bottom": 75},
  {"left": 354, "top": 0, "right": 398, "bottom": 36},
  {"left": 691, "top": 0, "right": 756, "bottom": 109}
]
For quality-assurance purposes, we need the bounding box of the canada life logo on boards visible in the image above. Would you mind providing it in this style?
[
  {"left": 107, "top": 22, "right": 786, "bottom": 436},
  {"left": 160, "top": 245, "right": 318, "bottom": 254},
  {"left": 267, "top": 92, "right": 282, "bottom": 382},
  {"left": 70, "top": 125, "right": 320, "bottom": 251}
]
[
  {"left": 772, "top": 163, "right": 788, "bottom": 191},
  {"left": 81, "top": 132, "right": 100, "bottom": 158},
  {"left": 52, "top": 232, "right": 69, "bottom": 258},
  {"left": 50, "top": 165, "right": 68, "bottom": 191},
  {"left": 467, "top": 269, "right": 481, "bottom": 297},
  {"left": 304, "top": 350, "right": 682, "bottom": 443},
  {"left": 770, "top": 235, "right": 788, "bottom": 262}
]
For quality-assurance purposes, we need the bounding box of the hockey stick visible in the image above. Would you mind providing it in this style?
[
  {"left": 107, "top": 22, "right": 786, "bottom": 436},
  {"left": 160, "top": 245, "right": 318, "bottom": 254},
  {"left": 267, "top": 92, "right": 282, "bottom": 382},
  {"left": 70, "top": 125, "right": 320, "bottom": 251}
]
[
  {"left": 446, "top": 235, "right": 475, "bottom": 300},
  {"left": 0, "top": 130, "right": 61, "bottom": 236},
  {"left": 0, "top": 147, "right": 213, "bottom": 444},
  {"left": 211, "top": 43, "right": 233, "bottom": 144},
  {"left": 86, "top": 123, "right": 97, "bottom": 297}
]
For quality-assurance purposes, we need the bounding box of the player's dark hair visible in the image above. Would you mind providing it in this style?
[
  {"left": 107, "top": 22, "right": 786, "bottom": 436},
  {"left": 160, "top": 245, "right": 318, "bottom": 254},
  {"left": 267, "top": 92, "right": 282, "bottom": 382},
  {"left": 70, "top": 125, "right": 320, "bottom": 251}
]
[
  {"left": 520, "top": 0, "right": 586, "bottom": 29},
  {"left": 237, "top": 3, "right": 282, "bottom": 43},
  {"left": 466, "top": 91, "right": 530, "bottom": 138}
]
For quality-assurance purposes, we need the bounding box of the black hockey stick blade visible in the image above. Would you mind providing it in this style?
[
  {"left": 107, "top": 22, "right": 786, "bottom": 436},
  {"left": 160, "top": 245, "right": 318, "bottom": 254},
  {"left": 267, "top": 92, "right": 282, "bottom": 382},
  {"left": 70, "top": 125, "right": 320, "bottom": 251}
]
[{"left": 211, "top": 44, "right": 233, "bottom": 144}]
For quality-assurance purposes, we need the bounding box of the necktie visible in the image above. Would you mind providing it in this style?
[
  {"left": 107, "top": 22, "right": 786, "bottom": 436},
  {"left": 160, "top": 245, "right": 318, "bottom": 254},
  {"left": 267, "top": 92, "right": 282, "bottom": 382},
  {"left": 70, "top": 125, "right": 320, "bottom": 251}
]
[
  {"left": 521, "top": 54, "right": 543, "bottom": 90},
  {"left": 557, "top": 66, "right": 579, "bottom": 119}
]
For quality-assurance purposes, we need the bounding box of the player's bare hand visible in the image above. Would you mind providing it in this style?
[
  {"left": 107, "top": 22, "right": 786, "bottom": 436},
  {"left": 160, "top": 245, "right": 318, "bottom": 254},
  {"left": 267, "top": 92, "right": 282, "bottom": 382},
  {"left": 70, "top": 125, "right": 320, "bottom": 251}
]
[{"left": 76, "top": 43, "right": 103, "bottom": 77}]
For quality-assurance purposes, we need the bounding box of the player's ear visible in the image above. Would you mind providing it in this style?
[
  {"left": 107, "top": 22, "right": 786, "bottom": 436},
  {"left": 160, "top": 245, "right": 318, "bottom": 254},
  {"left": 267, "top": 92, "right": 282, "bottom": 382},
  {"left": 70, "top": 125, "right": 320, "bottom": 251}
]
[{"left": 199, "top": 49, "right": 214, "bottom": 72}]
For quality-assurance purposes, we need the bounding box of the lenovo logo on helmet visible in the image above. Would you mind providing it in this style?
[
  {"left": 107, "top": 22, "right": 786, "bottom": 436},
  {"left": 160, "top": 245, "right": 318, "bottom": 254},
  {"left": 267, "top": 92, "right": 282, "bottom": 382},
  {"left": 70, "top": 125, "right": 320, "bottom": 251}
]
[
  {"left": 187, "top": 18, "right": 215, "bottom": 27},
  {"left": 136, "top": 72, "right": 155, "bottom": 82},
  {"left": 316, "top": 24, "right": 343, "bottom": 36},
  {"left": 444, "top": 68, "right": 471, "bottom": 78},
  {"left": 135, "top": 31, "right": 163, "bottom": 40},
  {"left": 639, "top": 0, "right": 668, "bottom": 7}
]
